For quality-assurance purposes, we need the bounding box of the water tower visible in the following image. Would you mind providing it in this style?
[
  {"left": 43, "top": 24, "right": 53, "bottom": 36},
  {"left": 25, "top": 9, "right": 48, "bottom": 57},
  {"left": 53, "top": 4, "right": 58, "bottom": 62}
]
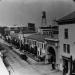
[{"left": 41, "top": 11, "right": 47, "bottom": 26}]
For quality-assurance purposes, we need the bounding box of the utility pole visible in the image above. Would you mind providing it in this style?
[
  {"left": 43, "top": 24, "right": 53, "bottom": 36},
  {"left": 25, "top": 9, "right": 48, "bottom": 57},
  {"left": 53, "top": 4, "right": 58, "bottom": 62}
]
[
  {"left": 19, "top": 24, "right": 22, "bottom": 50},
  {"left": 70, "top": 55, "right": 72, "bottom": 75}
]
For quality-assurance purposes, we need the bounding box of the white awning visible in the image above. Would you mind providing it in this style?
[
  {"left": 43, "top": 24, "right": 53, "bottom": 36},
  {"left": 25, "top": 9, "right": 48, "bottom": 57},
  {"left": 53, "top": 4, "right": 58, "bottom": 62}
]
[{"left": 0, "top": 56, "right": 9, "bottom": 75}]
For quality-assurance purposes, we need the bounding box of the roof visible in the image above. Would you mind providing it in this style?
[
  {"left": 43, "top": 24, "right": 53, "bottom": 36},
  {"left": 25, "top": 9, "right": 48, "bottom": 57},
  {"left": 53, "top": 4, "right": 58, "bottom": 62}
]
[
  {"left": 40, "top": 26, "right": 51, "bottom": 29},
  {"left": 40, "top": 26, "right": 58, "bottom": 30},
  {"left": 56, "top": 11, "right": 75, "bottom": 25},
  {"left": 26, "top": 33, "right": 58, "bottom": 42},
  {"left": 23, "top": 31, "right": 36, "bottom": 34},
  {"left": 22, "top": 28, "right": 36, "bottom": 34},
  {"left": 26, "top": 33, "right": 48, "bottom": 42}
]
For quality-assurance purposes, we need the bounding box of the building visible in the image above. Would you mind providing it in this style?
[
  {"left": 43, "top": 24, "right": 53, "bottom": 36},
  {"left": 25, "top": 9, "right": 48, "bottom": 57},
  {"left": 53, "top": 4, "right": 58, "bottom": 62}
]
[
  {"left": 25, "top": 33, "right": 46, "bottom": 60},
  {"left": 56, "top": 11, "right": 75, "bottom": 74},
  {"left": 25, "top": 25, "right": 59, "bottom": 64},
  {"left": 44, "top": 26, "right": 59, "bottom": 64},
  {"left": 9, "top": 26, "right": 36, "bottom": 50},
  {"left": 28, "top": 23, "right": 35, "bottom": 31},
  {"left": 0, "top": 27, "right": 6, "bottom": 35}
]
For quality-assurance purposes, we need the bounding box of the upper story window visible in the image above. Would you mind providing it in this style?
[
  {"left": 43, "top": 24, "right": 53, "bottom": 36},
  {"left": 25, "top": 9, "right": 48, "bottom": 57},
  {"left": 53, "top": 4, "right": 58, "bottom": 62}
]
[
  {"left": 64, "top": 28, "right": 68, "bottom": 39},
  {"left": 33, "top": 41, "right": 36, "bottom": 45},
  {"left": 63, "top": 44, "right": 70, "bottom": 54},
  {"left": 63, "top": 44, "right": 66, "bottom": 53},
  {"left": 42, "top": 43, "right": 44, "bottom": 49},
  {"left": 67, "top": 44, "right": 70, "bottom": 53},
  {"left": 43, "top": 31, "right": 53, "bottom": 37}
]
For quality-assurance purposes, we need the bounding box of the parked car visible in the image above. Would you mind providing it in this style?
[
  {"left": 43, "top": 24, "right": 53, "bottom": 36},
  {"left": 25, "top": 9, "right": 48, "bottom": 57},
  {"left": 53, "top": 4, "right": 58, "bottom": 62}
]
[
  {"left": 20, "top": 54, "right": 28, "bottom": 61},
  {"left": 0, "top": 46, "right": 7, "bottom": 54}
]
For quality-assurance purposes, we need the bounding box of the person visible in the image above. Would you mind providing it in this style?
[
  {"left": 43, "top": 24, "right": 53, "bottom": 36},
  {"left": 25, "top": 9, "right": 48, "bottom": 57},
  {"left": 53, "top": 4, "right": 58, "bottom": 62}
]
[
  {"left": 52, "top": 61, "right": 55, "bottom": 70},
  {"left": 51, "top": 55, "right": 56, "bottom": 70},
  {"left": 63, "top": 65, "right": 66, "bottom": 75},
  {"left": 63, "top": 64, "right": 67, "bottom": 75}
]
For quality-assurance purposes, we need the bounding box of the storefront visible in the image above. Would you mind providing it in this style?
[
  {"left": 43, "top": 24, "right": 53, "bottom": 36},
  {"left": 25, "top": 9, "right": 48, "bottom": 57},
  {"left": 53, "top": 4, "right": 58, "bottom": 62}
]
[{"left": 62, "top": 56, "right": 73, "bottom": 75}]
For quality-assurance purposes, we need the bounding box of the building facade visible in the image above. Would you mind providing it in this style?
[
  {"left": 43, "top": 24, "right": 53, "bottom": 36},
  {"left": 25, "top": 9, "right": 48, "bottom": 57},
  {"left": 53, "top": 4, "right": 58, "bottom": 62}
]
[{"left": 56, "top": 11, "right": 75, "bottom": 74}]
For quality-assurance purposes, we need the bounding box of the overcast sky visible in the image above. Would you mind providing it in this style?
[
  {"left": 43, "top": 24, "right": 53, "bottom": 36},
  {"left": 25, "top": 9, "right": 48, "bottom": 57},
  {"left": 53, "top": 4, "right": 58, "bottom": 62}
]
[{"left": 0, "top": 0, "right": 75, "bottom": 27}]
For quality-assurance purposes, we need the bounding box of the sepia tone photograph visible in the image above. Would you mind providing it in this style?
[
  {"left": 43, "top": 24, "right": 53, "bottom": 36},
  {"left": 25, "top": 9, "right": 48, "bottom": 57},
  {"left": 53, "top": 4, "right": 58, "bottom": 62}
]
[{"left": 0, "top": 0, "right": 75, "bottom": 75}]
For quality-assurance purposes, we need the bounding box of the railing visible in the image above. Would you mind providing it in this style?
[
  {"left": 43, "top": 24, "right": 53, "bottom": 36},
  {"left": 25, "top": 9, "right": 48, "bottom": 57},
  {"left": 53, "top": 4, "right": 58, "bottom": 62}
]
[{"left": 45, "top": 35, "right": 59, "bottom": 42}]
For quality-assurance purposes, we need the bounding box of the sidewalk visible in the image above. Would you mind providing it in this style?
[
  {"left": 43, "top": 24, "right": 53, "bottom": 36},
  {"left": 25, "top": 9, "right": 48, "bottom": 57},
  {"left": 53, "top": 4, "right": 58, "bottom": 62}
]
[
  {"left": 31, "top": 64, "right": 62, "bottom": 75},
  {"left": 0, "top": 38, "right": 38, "bottom": 64},
  {"left": 12, "top": 47, "right": 38, "bottom": 64},
  {"left": 11, "top": 43, "right": 63, "bottom": 75}
]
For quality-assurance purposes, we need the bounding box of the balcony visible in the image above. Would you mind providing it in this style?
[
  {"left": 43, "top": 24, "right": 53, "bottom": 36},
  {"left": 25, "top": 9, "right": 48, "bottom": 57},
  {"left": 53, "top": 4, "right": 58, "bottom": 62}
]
[{"left": 44, "top": 34, "right": 59, "bottom": 42}]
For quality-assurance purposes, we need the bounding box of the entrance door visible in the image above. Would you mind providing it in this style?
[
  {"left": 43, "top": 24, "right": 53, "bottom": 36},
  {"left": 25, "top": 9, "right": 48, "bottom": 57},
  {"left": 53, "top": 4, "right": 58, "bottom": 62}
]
[
  {"left": 63, "top": 59, "right": 68, "bottom": 73},
  {"left": 47, "top": 47, "right": 56, "bottom": 63}
]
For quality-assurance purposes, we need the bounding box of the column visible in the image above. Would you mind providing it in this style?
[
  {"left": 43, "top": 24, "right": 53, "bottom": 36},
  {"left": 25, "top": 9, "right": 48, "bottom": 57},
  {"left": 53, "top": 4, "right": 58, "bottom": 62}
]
[{"left": 45, "top": 48, "right": 49, "bottom": 64}]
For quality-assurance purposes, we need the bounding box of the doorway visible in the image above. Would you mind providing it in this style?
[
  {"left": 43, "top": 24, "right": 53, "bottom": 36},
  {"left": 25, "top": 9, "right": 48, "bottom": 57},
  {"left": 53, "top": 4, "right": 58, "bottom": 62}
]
[
  {"left": 47, "top": 46, "right": 56, "bottom": 63},
  {"left": 63, "top": 58, "right": 69, "bottom": 74}
]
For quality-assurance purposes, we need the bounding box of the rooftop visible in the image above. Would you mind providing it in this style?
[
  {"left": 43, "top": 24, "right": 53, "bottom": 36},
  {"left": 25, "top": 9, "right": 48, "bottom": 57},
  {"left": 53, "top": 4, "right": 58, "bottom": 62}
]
[
  {"left": 26, "top": 33, "right": 46, "bottom": 42},
  {"left": 56, "top": 11, "right": 75, "bottom": 25},
  {"left": 40, "top": 26, "right": 58, "bottom": 29},
  {"left": 26, "top": 33, "right": 58, "bottom": 43}
]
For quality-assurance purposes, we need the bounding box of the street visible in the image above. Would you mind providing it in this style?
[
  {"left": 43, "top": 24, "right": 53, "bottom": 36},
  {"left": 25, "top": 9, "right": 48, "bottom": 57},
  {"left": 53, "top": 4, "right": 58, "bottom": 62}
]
[
  {"left": 2, "top": 43, "right": 42, "bottom": 75},
  {"left": 0, "top": 39, "right": 62, "bottom": 75}
]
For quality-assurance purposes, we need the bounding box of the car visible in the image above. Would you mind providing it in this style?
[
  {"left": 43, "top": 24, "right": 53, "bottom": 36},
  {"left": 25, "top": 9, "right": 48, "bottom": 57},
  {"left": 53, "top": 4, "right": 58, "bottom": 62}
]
[
  {"left": 0, "top": 46, "right": 4, "bottom": 51},
  {"left": 20, "top": 54, "right": 28, "bottom": 61},
  {"left": 0, "top": 46, "right": 7, "bottom": 54},
  {"left": 8, "top": 45, "right": 13, "bottom": 49}
]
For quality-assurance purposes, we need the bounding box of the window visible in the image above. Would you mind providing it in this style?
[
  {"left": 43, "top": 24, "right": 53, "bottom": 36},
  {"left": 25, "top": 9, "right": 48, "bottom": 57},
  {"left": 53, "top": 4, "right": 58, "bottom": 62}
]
[
  {"left": 46, "top": 31, "right": 48, "bottom": 35},
  {"left": 63, "top": 44, "right": 70, "bottom": 53},
  {"left": 37, "top": 42, "right": 39, "bottom": 47},
  {"left": 64, "top": 29, "right": 68, "bottom": 39},
  {"left": 43, "top": 31, "right": 46, "bottom": 35},
  {"left": 42, "top": 43, "right": 43, "bottom": 49},
  {"left": 34, "top": 41, "right": 36, "bottom": 45},
  {"left": 51, "top": 32, "right": 53, "bottom": 38},
  {"left": 49, "top": 32, "right": 51, "bottom": 35},
  {"left": 33, "top": 41, "right": 36, "bottom": 45},
  {"left": 67, "top": 44, "right": 70, "bottom": 53},
  {"left": 24, "top": 38, "right": 26, "bottom": 43},
  {"left": 44, "top": 44, "right": 46, "bottom": 49},
  {"left": 63, "top": 44, "right": 66, "bottom": 53}
]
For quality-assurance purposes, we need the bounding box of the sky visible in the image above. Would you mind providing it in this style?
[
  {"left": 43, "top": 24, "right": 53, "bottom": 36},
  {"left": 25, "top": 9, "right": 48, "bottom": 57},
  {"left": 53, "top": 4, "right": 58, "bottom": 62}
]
[{"left": 0, "top": 0, "right": 75, "bottom": 27}]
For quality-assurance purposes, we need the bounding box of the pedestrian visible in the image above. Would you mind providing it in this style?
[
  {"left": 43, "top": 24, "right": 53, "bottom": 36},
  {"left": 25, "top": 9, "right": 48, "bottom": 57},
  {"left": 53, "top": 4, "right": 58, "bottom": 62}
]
[
  {"left": 51, "top": 55, "right": 56, "bottom": 70},
  {"left": 63, "top": 64, "right": 67, "bottom": 75},
  {"left": 52, "top": 61, "right": 55, "bottom": 70}
]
